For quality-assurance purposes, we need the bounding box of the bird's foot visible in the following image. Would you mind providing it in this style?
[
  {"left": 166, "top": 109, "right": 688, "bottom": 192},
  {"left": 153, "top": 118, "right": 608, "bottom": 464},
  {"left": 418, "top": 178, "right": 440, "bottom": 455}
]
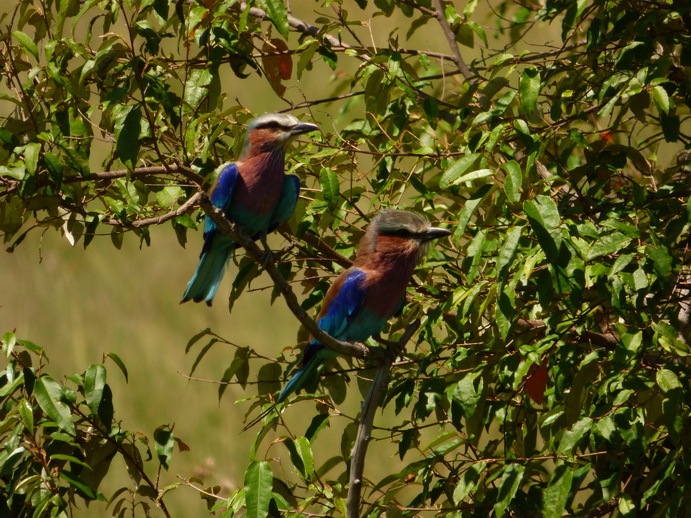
[
  {"left": 373, "top": 333, "right": 397, "bottom": 348},
  {"left": 260, "top": 241, "right": 296, "bottom": 267},
  {"left": 258, "top": 248, "right": 275, "bottom": 267}
]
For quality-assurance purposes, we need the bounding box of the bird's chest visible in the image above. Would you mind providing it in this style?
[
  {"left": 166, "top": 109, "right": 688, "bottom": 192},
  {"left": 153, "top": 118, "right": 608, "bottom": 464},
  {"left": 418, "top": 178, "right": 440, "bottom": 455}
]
[
  {"left": 228, "top": 165, "right": 285, "bottom": 234},
  {"left": 345, "top": 274, "right": 410, "bottom": 341},
  {"left": 233, "top": 175, "right": 283, "bottom": 213}
]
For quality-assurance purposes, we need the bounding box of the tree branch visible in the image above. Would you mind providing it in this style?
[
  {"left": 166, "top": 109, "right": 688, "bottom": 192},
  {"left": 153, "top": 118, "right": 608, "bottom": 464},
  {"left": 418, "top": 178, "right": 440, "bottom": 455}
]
[
  {"left": 431, "top": 0, "right": 473, "bottom": 80},
  {"left": 105, "top": 192, "right": 202, "bottom": 228},
  {"left": 241, "top": 2, "right": 355, "bottom": 52},
  {"left": 346, "top": 320, "right": 420, "bottom": 518},
  {"left": 72, "top": 164, "right": 206, "bottom": 186},
  {"left": 198, "top": 194, "right": 386, "bottom": 362}
]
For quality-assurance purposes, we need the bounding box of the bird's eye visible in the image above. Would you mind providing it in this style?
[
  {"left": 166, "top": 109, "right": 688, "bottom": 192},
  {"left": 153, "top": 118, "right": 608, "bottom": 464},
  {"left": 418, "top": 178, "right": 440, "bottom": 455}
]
[
  {"left": 257, "top": 121, "right": 282, "bottom": 130},
  {"left": 381, "top": 228, "right": 415, "bottom": 238}
]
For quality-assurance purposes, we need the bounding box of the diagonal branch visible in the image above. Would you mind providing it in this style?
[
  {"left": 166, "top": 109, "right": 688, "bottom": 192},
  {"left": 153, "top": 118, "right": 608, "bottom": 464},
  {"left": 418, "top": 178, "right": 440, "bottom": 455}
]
[
  {"left": 106, "top": 192, "right": 202, "bottom": 228},
  {"left": 431, "top": 0, "right": 472, "bottom": 80},
  {"left": 198, "top": 194, "right": 386, "bottom": 362},
  {"left": 346, "top": 320, "right": 421, "bottom": 518}
]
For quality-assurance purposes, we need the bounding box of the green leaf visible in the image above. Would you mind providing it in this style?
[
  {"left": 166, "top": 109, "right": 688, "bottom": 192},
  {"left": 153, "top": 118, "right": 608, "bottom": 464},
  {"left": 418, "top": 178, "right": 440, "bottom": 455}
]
[
  {"left": 558, "top": 417, "right": 592, "bottom": 455},
  {"left": 439, "top": 153, "right": 480, "bottom": 189},
  {"left": 493, "top": 463, "right": 526, "bottom": 517},
  {"left": 51, "top": 454, "right": 93, "bottom": 471},
  {"left": 452, "top": 184, "right": 493, "bottom": 243},
  {"left": 319, "top": 168, "right": 340, "bottom": 210},
  {"left": 502, "top": 160, "right": 522, "bottom": 204},
  {"left": 34, "top": 376, "right": 76, "bottom": 435},
  {"left": 496, "top": 225, "right": 522, "bottom": 285},
  {"left": 618, "top": 493, "right": 636, "bottom": 515},
  {"left": 585, "top": 232, "right": 631, "bottom": 261},
  {"left": 542, "top": 464, "right": 573, "bottom": 518},
  {"left": 244, "top": 460, "right": 273, "bottom": 518},
  {"left": 656, "top": 369, "right": 682, "bottom": 393},
  {"left": 257, "top": 0, "right": 289, "bottom": 38},
  {"left": 85, "top": 364, "right": 106, "bottom": 417},
  {"left": 305, "top": 414, "right": 329, "bottom": 443},
  {"left": 651, "top": 85, "right": 669, "bottom": 114},
  {"left": 156, "top": 186, "right": 183, "bottom": 208},
  {"left": 60, "top": 471, "right": 97, "bottom": 500},
  {"left": 188, "top": 338, "right": 218, "bottom": 378},
  {"left": 154, "top": 426, "right": 175, "bottom": 470},
  {"left": 453, "top": 461, "right": 486, "bottom": 503},
  {"left": 24, "top": 143, "right": 41, "bottom": 175},
  {"left": 295, "top": 437, "right": 314, "bottom": 479},
  {"left": 114, "top": 105, "right": 141, "bottom": 170},
  {"left": 2, "top": 331, "right": 17, "bottom": 356},
  {"left": 452, "top": 371, "right": 483, "bottom": 418},
  {"left": 106, "top": 352, "right": 129, "bottom": 382},
  {"left": 12, "top": 31, "right": 39, "bottom": 60},
  {"left": 18, "top": 399, "right": 34, "bottom": 433},
  {"left": 519, "top": 66, "right": 541, "bottom": 115},
  {"left": 184, "top": 68, "right": 213, "bottom": 109},
  {"left": 454, "top": 168, "right": 494, "bottom": 185},
  {"left": 524, "top": 195, "right": 562, "bottom": 261}
]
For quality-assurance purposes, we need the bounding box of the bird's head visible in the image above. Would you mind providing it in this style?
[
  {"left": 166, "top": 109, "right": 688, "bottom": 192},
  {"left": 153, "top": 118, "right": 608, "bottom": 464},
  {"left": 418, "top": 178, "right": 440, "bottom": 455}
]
[
  {"left": 242, "top": 113, "right": 319, "bottom": 156},
  {"left": 357, "top": 209, "right": 451, "bottom": 265}
]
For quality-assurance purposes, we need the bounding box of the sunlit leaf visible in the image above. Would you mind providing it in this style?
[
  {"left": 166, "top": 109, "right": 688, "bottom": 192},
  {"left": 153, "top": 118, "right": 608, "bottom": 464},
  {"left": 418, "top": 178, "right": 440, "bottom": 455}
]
[
  {"left": 245, "top": 460, "right": 273, "bottom": 518},
  {"left": 34, "top": 377, "right": 76, "bottom": 435}
]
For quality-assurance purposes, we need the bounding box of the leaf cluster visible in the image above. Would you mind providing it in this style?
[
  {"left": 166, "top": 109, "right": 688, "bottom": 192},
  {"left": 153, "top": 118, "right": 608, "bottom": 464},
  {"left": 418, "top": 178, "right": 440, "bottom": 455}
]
[{"left": 2, "top": 0, "right": 691, "bottom": 516}]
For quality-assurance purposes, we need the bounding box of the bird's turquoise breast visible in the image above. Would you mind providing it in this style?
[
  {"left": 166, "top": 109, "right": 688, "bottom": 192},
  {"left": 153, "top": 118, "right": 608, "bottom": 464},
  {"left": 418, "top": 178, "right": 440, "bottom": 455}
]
[
  {"left": 340, "top": 310, "right": 388, "bottom": 343},
  {"left": 227, "top": 203, "right": 273, "bottom": 236}
]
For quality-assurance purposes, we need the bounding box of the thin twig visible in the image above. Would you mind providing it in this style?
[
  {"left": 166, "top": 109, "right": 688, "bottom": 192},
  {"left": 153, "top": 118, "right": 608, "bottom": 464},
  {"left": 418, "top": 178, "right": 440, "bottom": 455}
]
[
  {"left": 346, "top": 320, "right": 421, "bottom": 518},
  {"left": 431, "top": 0, "right": 472, "bottom": 80},
  {"left": 105, "top": 192, "right": 201, "bottom": 228}
]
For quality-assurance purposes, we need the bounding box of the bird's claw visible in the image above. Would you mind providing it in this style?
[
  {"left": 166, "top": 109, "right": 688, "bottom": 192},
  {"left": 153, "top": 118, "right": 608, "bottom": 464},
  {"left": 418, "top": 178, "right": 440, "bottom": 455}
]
[{"left": 259, "top": 248, "right": 275, "bottom": 267}]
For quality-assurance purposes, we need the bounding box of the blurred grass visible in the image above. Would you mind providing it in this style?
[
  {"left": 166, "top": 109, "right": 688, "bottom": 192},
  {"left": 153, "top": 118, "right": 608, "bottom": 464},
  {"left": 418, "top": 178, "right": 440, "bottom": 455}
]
[{"left": 1, "top": 226, "right": 301, "bottom": 515}]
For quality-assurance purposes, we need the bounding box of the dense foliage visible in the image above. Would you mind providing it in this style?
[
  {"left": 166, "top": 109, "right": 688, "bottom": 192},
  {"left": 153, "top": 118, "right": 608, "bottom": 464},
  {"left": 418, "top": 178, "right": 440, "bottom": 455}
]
[{"left": 1, "top": 0, "right": 690, "bottom": 516}]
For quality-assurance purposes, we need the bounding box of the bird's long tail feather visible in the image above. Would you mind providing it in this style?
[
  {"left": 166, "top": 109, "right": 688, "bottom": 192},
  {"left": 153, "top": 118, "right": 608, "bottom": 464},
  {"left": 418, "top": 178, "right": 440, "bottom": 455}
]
[
  {"left": 277, "top": 344, "right": 327, "bottom": 403},
  {"left": 244, "top": 345, "right": 329, "bottom": 431},
  {"left": 181, "top": 242, "right": 234, "bottom": 305}
]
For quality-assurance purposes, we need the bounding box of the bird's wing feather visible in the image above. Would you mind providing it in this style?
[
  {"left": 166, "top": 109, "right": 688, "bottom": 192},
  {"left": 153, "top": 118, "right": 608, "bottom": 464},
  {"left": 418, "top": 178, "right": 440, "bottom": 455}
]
[
  {"left": 204, "top": 163, "right": 239, "bottom": 236},
  {"left": 317, "top": 269, "right": 367, "bottom": 340},
  {"left": 200, "top": 163, "right": 239, "bottom": 256},
  {"left": 267, "top": 174, "right": 300, "bottom": 234}
]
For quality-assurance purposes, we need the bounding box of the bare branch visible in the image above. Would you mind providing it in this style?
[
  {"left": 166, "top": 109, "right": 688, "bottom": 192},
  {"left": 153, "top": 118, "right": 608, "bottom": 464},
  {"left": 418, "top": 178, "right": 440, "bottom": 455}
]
[
  {"left": 198, "top": 194, "right": 387, "bottom": 362},
  {"left": 346, "top": 320, "right": 420, "bottom": 518},
  {"left": 431, "top": 0, "right": 473, "bottom": 80},
  {"left": 73, "top": 164, "right": 206, "bottom": 186},
  {"left": 106, "top": 192, "right": 201, "bottom": 228}
]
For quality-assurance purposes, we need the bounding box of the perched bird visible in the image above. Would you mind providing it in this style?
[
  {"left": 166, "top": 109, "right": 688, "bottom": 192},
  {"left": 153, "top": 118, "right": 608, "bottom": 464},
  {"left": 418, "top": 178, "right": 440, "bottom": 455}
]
[
  {"left": 182, "top": 113, "right": 319, "bottom": 305},
  {"left": 277, "top": 209, "right": 451, "bottom": 403}
]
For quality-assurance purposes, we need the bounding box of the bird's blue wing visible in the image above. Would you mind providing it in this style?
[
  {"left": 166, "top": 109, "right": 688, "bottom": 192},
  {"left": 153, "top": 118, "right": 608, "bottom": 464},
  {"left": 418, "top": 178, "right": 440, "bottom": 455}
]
[
  {"left": 277, "top": 269, "right": 367, "bottom": 402},
  {"left": 267, "top": 174, "right": 300, "bottom": 234},
  {"left": 317, "top": 269, "right": 367, "bottom": 340},
  {"left": 204, "top": 163, "right": 239, "bottom": 236}
]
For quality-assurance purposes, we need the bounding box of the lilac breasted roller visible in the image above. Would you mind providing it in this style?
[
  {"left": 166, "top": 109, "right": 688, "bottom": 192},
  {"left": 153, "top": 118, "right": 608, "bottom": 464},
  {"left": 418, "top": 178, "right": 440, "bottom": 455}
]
[
  {"left": 277, "top": 209, "right": 451, "bottom": 402},
  {"left": 182, "top": 113, "right": 319, "bottom": 305}
]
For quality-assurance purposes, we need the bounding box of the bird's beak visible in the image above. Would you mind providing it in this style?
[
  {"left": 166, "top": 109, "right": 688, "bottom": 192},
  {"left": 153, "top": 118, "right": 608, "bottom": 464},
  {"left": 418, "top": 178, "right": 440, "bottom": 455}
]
[
  {"left": 290, "top": 121, "right": 320, "bottom": 135},
  {"left": 422, "top": 226, "right": 452, "bottom": 242}
]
